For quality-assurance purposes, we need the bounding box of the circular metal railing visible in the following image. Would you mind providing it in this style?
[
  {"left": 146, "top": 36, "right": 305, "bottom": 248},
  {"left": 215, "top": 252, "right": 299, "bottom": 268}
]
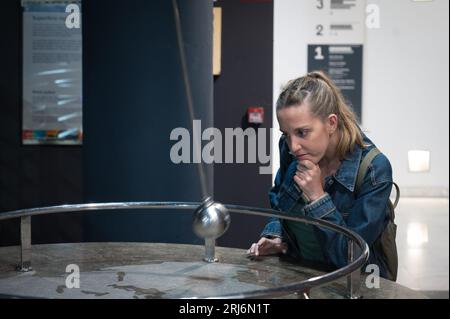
[{"left": 0, "top": 202, "right": 369, "bottom": 299}]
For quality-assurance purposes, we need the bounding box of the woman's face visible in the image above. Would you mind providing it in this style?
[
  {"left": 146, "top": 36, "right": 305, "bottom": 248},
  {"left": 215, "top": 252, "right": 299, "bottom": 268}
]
[{"left": 277, "top": 102, "right": 334, "bottom": 165}]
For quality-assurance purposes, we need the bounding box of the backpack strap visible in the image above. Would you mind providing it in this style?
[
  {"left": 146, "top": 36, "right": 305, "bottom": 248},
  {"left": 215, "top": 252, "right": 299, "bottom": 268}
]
[
  {"left": 355, "top": 147, "right": 400, "bottom": 217},
  {"left": 355, "top": 147, "right": 381, "bottom": 194},
  {"left": 391, "top": 182, "right": 400, "bottom": 209}
]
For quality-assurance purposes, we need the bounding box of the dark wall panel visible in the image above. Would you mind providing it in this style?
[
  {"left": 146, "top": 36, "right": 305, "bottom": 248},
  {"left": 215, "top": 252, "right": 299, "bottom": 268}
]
[
  {"left": 0, "top": 0, "right": 271, "bottom": 249},
  {"left": 213, "top": 0, "right": 274, "bottom": 249},
  {"left": 82, "top": 0, "right": 213, "bottom": 244}
]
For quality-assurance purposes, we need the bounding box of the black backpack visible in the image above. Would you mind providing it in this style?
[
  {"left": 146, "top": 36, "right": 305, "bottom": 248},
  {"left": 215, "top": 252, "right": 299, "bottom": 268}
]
[{"left": 355, "top": 147, "right": 399, "bottom": 281}]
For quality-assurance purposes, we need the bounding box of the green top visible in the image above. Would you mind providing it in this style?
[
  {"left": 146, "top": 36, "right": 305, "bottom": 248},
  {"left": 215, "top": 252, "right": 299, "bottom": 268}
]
[{"left": 284, "top": 199, "right": 326, "bottom": 263}]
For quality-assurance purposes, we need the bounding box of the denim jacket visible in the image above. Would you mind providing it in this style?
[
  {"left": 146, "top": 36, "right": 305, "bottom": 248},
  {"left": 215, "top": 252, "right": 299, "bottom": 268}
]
[{"left": 261, "top": 132, "right": 393, "bottom": 278}]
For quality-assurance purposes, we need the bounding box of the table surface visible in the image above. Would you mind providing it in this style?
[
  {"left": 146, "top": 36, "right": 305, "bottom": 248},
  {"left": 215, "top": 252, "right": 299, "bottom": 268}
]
[{"left": 0, "top": 242, "right": 427, "bottom": 299}]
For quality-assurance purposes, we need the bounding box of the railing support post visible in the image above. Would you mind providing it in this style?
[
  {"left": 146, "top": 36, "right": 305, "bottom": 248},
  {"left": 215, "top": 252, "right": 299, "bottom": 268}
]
[
  {"left": 16, "top": 216, "right": 32, "bottom": 272},
  {"left": 347, "top": 239, "right": 362, "bottom": 299}
]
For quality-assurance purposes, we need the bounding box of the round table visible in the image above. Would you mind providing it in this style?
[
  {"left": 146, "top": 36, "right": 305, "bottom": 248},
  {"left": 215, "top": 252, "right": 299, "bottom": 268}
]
[{"left": 0, "top": 242, "right": 427, "bottom": 299}]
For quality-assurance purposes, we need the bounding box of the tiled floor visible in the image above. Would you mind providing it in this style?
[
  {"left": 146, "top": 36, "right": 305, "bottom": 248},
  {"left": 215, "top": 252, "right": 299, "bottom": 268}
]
[{"left": 395, "top": 198, "right": 449, "bottom": 296}]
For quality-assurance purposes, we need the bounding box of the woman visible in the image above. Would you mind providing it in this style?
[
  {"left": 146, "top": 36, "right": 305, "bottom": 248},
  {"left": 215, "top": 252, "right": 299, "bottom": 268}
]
[{"left": 248, "top": 71, "right": 395, "bottom": 280}]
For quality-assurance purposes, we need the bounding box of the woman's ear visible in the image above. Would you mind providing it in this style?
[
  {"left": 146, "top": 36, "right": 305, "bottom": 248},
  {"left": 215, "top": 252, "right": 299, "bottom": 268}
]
[{"left": 327, "top": 114, "right": 338, "bottom": 135}]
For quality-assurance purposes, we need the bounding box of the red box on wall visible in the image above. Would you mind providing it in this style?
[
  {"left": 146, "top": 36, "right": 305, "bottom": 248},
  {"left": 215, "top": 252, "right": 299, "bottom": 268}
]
[{"left": 247, "top": 107, "right": 264, "bottom": 124}]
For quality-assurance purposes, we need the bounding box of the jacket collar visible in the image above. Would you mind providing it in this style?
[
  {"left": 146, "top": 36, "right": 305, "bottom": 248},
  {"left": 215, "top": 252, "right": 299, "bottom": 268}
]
[{"left": 333, "top": 144, "right": 363, "bottom": 193}]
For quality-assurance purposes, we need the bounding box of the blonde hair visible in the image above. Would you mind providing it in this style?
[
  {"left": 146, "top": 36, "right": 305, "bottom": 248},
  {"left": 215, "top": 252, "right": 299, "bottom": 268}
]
[{"left": 276, "top": 71, "right": 365, "bottom": 159}]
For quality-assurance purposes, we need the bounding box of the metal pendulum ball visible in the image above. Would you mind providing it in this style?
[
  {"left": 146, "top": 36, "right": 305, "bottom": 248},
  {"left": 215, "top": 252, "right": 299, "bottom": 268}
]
[{"left": 193, "top": 197, "right": 231, "bottom": 263}]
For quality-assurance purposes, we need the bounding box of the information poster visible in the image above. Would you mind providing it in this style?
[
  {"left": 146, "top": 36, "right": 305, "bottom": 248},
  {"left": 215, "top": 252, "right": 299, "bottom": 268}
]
[
  {"left": 22, "top": 1, "right": 82, "bottom": 145},
  {"left": 308, "top": 44, "right": 363, "bottom": 119},
  {"left": 306, "top": 0, "right": 365, "bottom": 120}
]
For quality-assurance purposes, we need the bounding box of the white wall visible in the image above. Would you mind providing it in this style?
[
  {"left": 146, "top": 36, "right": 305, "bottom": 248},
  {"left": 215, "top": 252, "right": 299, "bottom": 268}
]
[
  {"left": 273, "top": 0, "right": 449, "bottom": 197},
  {"left": 363, "top": 0, "right": 449, "bottom": 196}
]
